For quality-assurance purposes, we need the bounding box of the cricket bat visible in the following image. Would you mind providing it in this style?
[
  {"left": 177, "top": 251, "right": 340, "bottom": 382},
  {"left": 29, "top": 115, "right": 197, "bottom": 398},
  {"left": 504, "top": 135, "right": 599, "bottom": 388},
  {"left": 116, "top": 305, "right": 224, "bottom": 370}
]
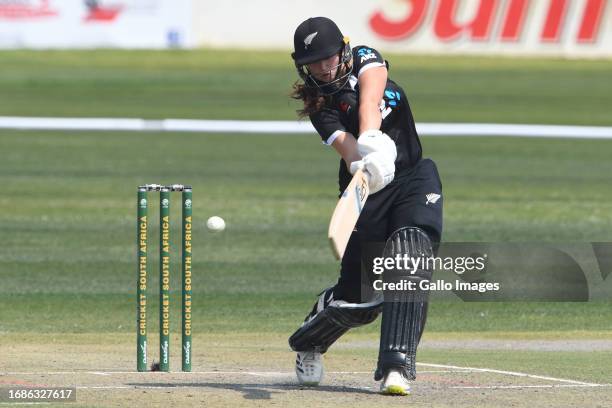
[{"left": 328, "top": 168, "right": 370, "bottom": 260}]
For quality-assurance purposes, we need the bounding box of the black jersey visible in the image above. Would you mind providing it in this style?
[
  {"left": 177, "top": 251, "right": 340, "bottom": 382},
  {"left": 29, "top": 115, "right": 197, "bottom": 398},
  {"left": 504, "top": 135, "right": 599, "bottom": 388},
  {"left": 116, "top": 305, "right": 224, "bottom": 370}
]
[{"left": 309, "top": 46, "right": 423, "bottom": 192}]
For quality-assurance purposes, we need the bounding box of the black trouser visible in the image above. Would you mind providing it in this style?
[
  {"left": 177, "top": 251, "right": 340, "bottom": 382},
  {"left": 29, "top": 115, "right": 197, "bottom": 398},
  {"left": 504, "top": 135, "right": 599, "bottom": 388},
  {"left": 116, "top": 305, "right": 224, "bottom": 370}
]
[{"left": 333, "top": 158, "right": 443, "bottom": 303}]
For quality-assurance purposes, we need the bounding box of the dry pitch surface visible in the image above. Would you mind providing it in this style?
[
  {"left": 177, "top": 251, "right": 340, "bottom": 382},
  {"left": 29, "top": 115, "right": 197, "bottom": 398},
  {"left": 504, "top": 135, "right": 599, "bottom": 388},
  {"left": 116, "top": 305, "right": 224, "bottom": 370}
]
[{"left": 2, "top": 333, "right": 611, "bottom": 407}]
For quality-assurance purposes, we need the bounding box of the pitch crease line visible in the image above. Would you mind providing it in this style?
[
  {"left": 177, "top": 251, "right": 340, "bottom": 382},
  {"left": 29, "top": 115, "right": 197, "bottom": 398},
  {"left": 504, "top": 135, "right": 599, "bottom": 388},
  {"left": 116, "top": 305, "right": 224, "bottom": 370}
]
[
  {"left": 0, "top": 365, "right": 602, "bottom": 387},
  {"left": 452, "top": 384, "right": 611, "bottom": 389},
  {"left": 418, "top": 363, "right": 601, "bottom": 386}
]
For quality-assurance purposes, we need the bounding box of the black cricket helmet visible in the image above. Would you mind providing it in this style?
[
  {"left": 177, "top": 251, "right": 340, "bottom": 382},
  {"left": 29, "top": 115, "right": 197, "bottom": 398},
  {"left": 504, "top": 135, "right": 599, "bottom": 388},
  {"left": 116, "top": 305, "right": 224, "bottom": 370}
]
[{"left": 292, "top": 17, "right": 352, "bottom": 95}]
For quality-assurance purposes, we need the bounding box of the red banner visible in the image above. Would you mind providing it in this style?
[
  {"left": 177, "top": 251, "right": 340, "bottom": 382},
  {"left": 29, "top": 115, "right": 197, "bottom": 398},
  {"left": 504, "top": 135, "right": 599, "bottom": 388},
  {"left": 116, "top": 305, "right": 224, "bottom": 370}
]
[{"left": 370, "top": 0, "right": 607, "bottom": 43}]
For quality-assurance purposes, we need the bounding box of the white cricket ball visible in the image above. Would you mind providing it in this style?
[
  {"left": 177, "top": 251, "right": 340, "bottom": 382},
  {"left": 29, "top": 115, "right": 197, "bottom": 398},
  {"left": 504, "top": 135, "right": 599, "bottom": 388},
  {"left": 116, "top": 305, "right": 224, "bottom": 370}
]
[{"left": 206, "top": 216, "right": 225, "bottom": 232}]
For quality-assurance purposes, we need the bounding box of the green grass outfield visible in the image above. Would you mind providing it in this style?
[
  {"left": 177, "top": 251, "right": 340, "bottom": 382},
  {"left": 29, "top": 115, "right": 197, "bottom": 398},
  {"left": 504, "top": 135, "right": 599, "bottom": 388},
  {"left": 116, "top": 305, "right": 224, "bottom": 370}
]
[
  {"left": 1, "top": 130, "right": 611, "bottom": 335},
  {"left": 0, "top": 51, "right": 611, "bottom": 405},
  {"left": 1, "top": 49, "right": 612, "bottom": 124}
]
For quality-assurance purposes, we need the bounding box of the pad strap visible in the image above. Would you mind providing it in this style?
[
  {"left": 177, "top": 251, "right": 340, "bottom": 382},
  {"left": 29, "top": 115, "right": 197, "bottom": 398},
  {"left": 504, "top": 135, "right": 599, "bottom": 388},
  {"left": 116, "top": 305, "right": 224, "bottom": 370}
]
[{"left": 289, "top": 289, "right": 382, "bottom": 353}]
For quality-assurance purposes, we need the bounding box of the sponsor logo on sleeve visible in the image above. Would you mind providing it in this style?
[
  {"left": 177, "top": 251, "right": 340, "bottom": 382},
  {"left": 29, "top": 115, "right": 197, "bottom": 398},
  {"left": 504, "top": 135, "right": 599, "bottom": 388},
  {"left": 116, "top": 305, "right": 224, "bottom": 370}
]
[{"left": 357, "top": 47, "right": 377, "bottom": 63}]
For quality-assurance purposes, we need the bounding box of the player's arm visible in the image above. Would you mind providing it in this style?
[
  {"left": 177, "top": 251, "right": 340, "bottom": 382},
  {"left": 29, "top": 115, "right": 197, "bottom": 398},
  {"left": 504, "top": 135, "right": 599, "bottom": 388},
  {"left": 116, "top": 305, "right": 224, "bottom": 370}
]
[
  {"left": 357, "top": 66, "right": 387, "bottom": 135},
  {"left": 331, "top": 131, "right": 360, "bottom": 170},
  {"left": 328, "top": 65, "right": 389, "bottom": 167},
  {"left": 354, "top": 64, "right": 396, "bottom": 194}
]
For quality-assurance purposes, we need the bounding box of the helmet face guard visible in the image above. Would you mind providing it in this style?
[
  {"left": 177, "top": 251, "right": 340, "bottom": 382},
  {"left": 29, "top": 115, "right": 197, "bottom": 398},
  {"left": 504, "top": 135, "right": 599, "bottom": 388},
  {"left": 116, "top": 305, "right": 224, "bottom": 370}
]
[{"left": 295, "top": 41, "right": 352, "bottom": 96}]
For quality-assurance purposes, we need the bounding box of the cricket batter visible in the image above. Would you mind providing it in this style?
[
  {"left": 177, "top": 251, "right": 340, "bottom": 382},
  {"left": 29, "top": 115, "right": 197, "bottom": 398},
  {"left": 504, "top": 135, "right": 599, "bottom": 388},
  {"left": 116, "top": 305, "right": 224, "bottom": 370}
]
[{"left": 288, "top": 17, "right": 443, "bottom": 395}]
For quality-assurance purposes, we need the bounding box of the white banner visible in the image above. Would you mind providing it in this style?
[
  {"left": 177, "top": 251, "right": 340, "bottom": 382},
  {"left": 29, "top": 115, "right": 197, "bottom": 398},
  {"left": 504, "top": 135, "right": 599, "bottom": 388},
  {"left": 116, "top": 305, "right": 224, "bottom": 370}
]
[
  {"left": 3, "top": 116, "right": 612, "bottom": 138},
  {"left": 194, "top": 0, "right": 612, "bottom": 58},
  {"left": 2, "top": 1, "right": 610, "bottom": 56},
  {"left": 0, "top": 0, "right": 192, "bottom": 48}
]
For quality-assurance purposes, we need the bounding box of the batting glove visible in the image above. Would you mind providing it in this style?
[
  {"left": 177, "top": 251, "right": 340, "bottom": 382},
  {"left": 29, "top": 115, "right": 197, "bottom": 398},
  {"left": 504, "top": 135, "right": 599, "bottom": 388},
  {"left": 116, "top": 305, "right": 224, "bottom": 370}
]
[
  {"left": 350, "top": 154, "right": 394, "bottom": 194},
  {"left": 357, "top": 129, "right": 397, "bottom": 162}
]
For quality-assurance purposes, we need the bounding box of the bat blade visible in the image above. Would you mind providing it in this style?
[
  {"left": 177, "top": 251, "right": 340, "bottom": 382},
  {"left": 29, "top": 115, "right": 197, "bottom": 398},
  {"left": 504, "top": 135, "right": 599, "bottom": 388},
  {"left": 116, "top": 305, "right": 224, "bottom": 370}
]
[{"left": 327, "top": 168, "right": 370, "bottom": 260}]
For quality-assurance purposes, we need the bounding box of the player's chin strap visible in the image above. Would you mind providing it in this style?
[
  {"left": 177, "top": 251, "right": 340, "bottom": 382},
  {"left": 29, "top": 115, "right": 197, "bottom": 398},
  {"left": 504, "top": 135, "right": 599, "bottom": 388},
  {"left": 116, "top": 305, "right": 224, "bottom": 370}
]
[
  {"left": 289, "top": 287, "right": 382, "bottom": 353},
  {"left": 375, "top": 227, "right": 434, "bottom": 381}
]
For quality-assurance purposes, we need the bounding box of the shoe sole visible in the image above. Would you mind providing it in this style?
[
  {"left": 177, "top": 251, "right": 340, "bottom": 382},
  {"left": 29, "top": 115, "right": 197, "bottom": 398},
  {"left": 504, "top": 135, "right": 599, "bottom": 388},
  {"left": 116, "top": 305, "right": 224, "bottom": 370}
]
[{"left": 381, "top": 385, "right": 410, "bottom": 396}]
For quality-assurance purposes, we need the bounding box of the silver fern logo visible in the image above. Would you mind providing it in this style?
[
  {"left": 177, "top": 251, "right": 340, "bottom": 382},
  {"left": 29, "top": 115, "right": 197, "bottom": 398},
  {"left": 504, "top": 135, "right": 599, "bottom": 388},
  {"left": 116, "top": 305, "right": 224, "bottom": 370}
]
[
  {"left": 426, "top": 193, "right": 441, "bottom": 205},
  {"left": 304, "top": 32, "right": 318, "bottom": 49}
]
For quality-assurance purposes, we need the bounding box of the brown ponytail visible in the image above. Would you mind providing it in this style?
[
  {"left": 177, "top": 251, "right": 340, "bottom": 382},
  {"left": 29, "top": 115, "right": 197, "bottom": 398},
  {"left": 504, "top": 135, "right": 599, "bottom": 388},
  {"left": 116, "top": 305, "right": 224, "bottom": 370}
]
[{"left": 290, "top": 81, "right": 330, "bottom": 119}]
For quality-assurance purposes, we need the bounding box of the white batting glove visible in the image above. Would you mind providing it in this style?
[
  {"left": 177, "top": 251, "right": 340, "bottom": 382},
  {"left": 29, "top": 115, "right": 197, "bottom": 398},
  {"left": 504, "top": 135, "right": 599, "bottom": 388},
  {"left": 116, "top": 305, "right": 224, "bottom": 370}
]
[
  {"left": 349, "top": 159, "right": 365, "bottom": 175},
  {"left": 357, "top": 129, "right": 397, "bottom": 162},
  {"left": 362, "top": 151, "right": 395, "bottom": 194}
]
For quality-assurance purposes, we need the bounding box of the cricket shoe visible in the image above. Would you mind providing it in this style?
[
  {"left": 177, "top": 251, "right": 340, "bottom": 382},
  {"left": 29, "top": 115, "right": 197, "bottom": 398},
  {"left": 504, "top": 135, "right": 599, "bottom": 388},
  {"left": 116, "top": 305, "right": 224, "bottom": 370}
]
[
  {"left": 379, "top": 369, "right": 411, "bottom": 395},
  {"left": 295, "top": 351, "right": 323, "bottom": 386}
]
